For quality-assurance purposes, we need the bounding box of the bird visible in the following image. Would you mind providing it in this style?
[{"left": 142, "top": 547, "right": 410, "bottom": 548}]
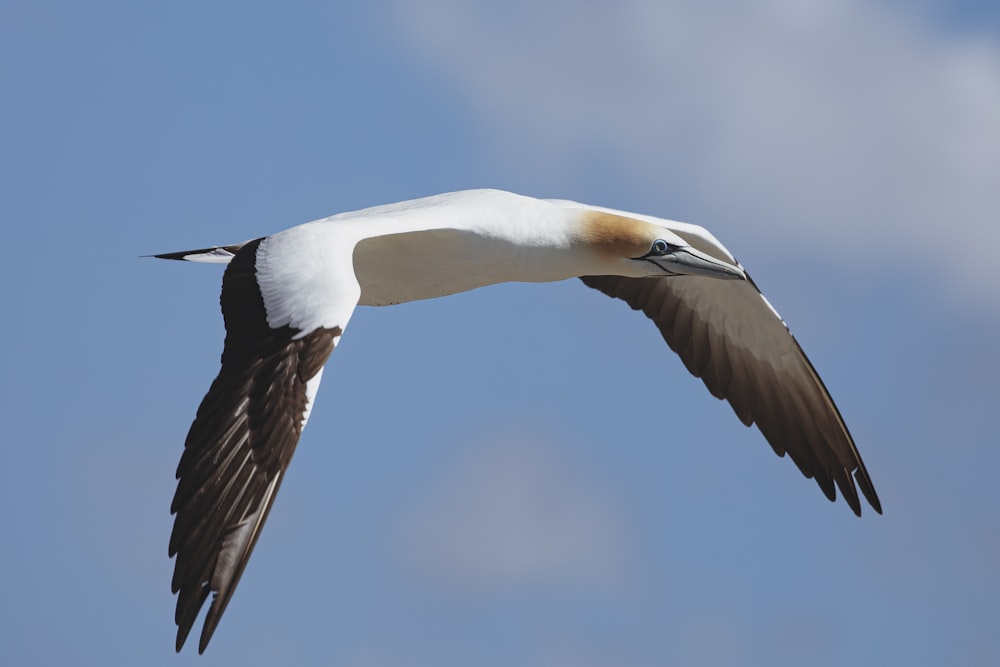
[{"left": 156, "top": 188, "right": 881, "bottom": 653}]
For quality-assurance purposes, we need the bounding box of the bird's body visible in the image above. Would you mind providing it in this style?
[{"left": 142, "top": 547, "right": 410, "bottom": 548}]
[{"left": 157, "top": 189, "right": 880, "bottom": 653}]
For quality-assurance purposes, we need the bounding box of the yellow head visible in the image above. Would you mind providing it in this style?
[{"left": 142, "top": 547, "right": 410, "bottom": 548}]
[{"left": 577, "top": 210, "right": 746, "bottom": 280}]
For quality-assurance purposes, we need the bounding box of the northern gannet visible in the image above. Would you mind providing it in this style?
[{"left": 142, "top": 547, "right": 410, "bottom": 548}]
[{"left": 156, "top": 188, "right": 880, "bottom": 653}]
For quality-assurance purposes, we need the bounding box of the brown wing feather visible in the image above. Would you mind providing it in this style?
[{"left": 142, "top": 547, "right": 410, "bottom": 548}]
[
  {"left": 580, "top": 273, "right": 880, "bottom": 516},
  {"left": 168, "top": 238, "right": 339, "bottom": 653}
]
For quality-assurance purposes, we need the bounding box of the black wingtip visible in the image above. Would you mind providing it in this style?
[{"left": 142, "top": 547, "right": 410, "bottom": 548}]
[
  {"left": 198, "top": 631, "right": 212, "bottom": 654},
  {"left": 835, "top": 471, "right": 863, "bottom": 517},
  {"left": 175, "top": 622, "right": 192, "bottom": 653},
  {"left": 847, "top": 497, "right": 863, "bottom": 518},
  {"left": 829, "top": 469, "right": 882, "bottom": 517},
  {"left": 855, "top": 468, "right": 883, "bottom": 515},
  {"left": 172, "top": 603, "right": 218, "bottom": 654},
  {"left": 199, "top": 590, "right": 229, "bottom": 654}
]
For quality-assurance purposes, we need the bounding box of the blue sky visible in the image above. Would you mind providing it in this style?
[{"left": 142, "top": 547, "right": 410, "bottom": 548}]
[{"left": 2, "top": 1, "right": 999, "bottom": 665}]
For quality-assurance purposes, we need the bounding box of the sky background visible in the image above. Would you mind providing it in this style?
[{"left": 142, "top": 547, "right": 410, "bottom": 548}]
[{"left": 2, "top": 1, "right": 999, "bottom": 665}]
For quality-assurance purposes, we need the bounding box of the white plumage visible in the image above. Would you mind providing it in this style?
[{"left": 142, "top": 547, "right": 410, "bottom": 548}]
[{"left": 156, "top": 189, "right": 880, "bottom": 653}]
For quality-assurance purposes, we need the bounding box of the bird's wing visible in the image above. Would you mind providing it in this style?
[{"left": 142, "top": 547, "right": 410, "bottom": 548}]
[
  {"left": 580, "top": 238, "right": 880, "bottom": 516},
  {"left": 168, "top": 237, "right": 353, "bottom": 653}
]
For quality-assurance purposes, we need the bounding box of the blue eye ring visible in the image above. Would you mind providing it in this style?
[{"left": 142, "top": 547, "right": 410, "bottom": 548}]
[{"left": 651, "top": 239, "right": 670, "bottom": 255}]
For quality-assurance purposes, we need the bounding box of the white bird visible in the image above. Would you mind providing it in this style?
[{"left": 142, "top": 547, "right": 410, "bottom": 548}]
[{"left": 156, "top": 188, "right": 880, "bottom": 653}]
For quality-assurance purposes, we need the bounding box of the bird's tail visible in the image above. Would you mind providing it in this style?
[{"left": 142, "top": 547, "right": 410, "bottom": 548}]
[{"left": 151, "top": 242, "right": 248, "bottom": 264}]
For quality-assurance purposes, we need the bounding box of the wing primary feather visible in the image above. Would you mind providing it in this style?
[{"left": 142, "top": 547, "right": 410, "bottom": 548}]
[
  {"left": 200, "top": 471, "right": 285, "bottom": 653},
  {"left": 169, "top": 239, "right": 340, "bottom": 652},
  {"left": 579, "top": 274, "right": 879, "bottom": 516}
]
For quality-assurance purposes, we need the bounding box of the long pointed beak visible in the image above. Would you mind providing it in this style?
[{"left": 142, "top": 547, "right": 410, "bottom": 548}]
[{"left": 651, "top": 247, "right": 747, "bottom": 280}]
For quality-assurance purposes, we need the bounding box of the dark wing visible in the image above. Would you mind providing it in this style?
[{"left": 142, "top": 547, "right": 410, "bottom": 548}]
[
  {"left": 168, "top": 238, "right": 340, "bottom": 653},
  {"left": 580, "top": 270, "right": 880, "bottom": 516}
]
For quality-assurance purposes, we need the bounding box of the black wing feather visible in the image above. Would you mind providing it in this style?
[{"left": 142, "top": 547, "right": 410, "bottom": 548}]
[
  {"left": 168, "top": 238, "right": 339, "bottom": 652},
  {"left": 580, "top": 272, "right": 880, "bottom": 516}
]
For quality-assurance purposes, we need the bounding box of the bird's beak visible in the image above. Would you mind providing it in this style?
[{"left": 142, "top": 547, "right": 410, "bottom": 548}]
[{"left": 650, "top": 246, "right": 747, "bottom": 280}]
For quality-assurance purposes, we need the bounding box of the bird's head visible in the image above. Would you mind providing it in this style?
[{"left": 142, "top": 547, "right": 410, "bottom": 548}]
[{"left": 576, "top": 210, "right": 747, "bottom": 280}]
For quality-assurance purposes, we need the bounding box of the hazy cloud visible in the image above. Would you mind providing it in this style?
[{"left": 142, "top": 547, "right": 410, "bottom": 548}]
[
  {"left": 397, "top": 434, "right": 633, "bottom": 591},
  {"left": 392, "top": 0, "right": 1000, "bottom": 303}
]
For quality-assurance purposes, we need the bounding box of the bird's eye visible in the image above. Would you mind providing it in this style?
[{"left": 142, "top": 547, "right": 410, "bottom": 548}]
[{"left": 651, "top": 239, "right": 670, "bottom": 255}]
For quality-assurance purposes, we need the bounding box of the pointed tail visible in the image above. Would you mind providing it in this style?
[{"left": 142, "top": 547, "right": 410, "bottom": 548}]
[{"left": 150, "top": 242, "right": 248, "bottom": 264}]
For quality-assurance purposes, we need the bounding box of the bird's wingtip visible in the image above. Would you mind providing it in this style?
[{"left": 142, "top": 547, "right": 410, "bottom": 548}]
[{"left": 856, "top": 470, "right": 883, "bottom": 515}]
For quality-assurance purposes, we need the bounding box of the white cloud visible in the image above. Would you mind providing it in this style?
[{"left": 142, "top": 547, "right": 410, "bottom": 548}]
[
  {"left": 396, "top": 434, "right": 632, "bottom": 591},
  {"left": 391, "top": 0, "right": 1000, "bottom": 304}
]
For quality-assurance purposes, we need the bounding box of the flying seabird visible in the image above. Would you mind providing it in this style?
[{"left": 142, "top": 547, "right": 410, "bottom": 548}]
[{"left": 156, "top": 188, "right": 881, "bottom": 653}]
